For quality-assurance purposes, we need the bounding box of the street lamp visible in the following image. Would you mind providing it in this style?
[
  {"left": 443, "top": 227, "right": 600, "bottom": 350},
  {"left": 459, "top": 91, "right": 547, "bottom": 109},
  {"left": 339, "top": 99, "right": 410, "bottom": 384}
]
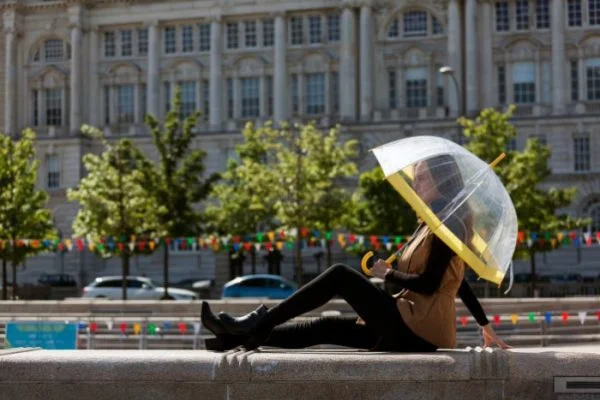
[{"left": 439, "top": 65, "right": 464, "bottom": 144}]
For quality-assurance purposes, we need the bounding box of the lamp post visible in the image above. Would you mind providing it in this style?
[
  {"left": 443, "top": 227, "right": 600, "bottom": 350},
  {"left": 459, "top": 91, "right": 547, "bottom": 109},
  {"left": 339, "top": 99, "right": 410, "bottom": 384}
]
[{"left": 439, "top": 66, "right": 464, "bottom": 144}]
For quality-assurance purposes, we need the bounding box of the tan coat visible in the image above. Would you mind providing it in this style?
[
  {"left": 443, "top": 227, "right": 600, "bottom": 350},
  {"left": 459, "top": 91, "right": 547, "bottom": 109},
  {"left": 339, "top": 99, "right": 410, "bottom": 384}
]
[{"left": 394, "top": 226, "right": 465, "bottom": 349}]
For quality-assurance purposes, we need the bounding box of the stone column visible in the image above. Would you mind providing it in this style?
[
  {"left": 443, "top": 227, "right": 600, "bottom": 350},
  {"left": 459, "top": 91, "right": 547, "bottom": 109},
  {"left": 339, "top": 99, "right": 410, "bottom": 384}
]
[
  {"left": 447, "top": 0, "right": 462, "bottom": 116},
  {"left": 465, "top": 0, "right": 478, "bottom": 114},
  {"left": 324, "top": 69, "right": 331, "bottom": 115},
  {"left": 147, "top": 21, "right": 160, "bottom": 118},
  {"left": 359, "top": 4, "right": 373, "bottom": 120},
  {"left": 4, "top": 27, "right": 17, "bottom": 135},
  {"left": 259, "top": 75, "right": 267, "bottom": 118},
  {"left": 578, "top": 56, "right": 585, "bottom": 102},
  {"left": 340, "top": 5, "right": 357, "bottom": 121},
  {"left": 38, "top": 88, "right": 45, "bottom": 126},
  {"left": 273, "top": 14, "right": 288, "bottom": 123},
  {"left": 397, "top": 66, "right": 405, "bottom": 109},
  {"left": 70, "top": 23, "right": 82, "bottom": 134},
  {"left": 134, "top": 83, "right": 142, "bottom": 124},
  {"left": 209, "top": 18, "right": 223, "bottom": 129},
  {"left": 535, "top": 53, "right": 542, "bottom": 103},
  {"left": 506, "top": 61, "right": 514, "bottom": 104},
  {"left": 480, "top": 1, "right": 494, "bottom": 108},
  {"left": 551, "top": 0, "right": 566, "bottom": 113},
  {"left": 297, "top": 72, "right": 305, "bottom": 116},
  {"left": 233, "top": 75, "right": 241, "bottom": 119},
  {"left": 88, "top": 27, "right": 99, "bottom": 126}
]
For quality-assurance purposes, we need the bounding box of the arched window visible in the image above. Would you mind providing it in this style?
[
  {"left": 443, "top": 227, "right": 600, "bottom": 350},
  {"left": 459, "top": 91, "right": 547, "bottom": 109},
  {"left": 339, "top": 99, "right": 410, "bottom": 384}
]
[
  {"left": 387, "top": 10, "right": 444, "bottom": 39},
  {"left": 31, "top": 38, "right": 71, "bottom": 63}
]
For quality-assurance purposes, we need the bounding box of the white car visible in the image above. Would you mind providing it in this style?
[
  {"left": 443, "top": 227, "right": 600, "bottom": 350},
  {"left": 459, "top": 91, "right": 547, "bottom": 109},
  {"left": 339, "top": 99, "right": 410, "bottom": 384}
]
[{"left": 82, "top": 276, "right": 199, "bottom": 300}]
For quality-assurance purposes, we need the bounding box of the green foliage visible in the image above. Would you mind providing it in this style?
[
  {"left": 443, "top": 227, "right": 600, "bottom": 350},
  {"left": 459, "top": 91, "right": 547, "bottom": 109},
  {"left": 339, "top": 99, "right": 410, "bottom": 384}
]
[
  {"left": 0, "top": 130, "right": 56, "bottom": 298},
  {"left": 144, "top": 89, "right": 219, "bottom": 236},
  {"left": 348, "top": 167, "right": 418, "bottom": 236},
  {"left": 67, "top": 126, "right": 165, "bottom": 258},
  {"left": 458, "top": 106, "right": 589, "bottom": 259}
]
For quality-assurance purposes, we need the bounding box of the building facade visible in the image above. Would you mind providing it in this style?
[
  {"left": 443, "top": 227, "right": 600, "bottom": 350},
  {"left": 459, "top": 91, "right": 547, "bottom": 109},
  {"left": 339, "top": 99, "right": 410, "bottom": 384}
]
[{"left": 1, "top": 0, "right": 600, "bottom": 284}]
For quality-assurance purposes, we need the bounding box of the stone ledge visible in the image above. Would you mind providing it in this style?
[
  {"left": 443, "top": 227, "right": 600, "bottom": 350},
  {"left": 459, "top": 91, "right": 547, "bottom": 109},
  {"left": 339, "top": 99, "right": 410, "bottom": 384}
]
[{"left": 0, "top": 347, "right": 599, "bottom": 399}]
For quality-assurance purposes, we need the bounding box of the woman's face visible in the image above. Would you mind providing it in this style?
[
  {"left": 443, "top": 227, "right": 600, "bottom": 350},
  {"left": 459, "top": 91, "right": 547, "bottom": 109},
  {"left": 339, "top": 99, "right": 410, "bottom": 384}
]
[{"left": 413, "top": 161, "right": 440, "bottom": 204}]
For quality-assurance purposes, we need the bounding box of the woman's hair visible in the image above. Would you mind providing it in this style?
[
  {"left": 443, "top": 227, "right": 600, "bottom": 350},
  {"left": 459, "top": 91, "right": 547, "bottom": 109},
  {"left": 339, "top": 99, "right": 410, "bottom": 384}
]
[{"left": 423, "top": 154, "right": 474, "bottom": 243}]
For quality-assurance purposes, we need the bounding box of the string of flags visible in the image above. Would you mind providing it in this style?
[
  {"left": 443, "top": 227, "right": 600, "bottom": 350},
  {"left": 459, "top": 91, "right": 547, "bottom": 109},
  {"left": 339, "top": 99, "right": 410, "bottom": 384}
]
[
  {"left": 72, "top": 310, "right": 600, "bottom": 335},
  {"left": 1, "top": 229, "right": 600, "bottom": 255}
]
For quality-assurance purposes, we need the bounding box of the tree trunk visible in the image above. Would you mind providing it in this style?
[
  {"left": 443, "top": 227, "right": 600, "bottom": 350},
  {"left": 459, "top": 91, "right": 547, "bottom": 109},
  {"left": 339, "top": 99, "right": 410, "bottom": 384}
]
[
  {"left": 251, "top": 247, "right": 256, "bottom": 275},
  {"left": 530, "top": 249, "right": 537, "bottom": 297},
  {"left": 2, "top": 259, "right": 7, "bottom": 300},
  {"left": 11, "top": 260, "right": 17, "bottom": 300},
  {"left": 163, "top": 242, "right": 171, "bottom": 300},
  {"left": 326, "top": 239, "right": 332, "bottom": 269},
  {"left": 121, "top": 251, "right": 129, "bottom": 300}
]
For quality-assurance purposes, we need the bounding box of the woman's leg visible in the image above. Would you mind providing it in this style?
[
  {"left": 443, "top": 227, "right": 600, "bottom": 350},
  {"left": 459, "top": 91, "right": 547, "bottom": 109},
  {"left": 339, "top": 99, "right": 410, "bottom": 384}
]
[
  {"left": 232, "top": 264, "right": 404, "bottom": 349},
  {"left": 264, "top": 316, "right": 378, "bottom": 350}
]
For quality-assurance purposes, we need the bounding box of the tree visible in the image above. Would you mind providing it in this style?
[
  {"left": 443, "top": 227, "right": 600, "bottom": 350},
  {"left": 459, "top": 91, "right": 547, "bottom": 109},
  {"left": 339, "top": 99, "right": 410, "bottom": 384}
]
[
  {"left": 67, "top": 127, "right": 165, "bottom": 300},
  {"left": 0, "top": 130, "right": 56, "bottom": 300},
  {"left": 205, "top": 122, "right": 280, "bottom": 276},
  {"left": 459, "top": 106, "right": 589, "bottom": 294},
  {"left": 144, "top": 89, "right": 218, "bottom": 299},
  {"left": 303, "top": 125, "right": 359, "bottom": 268}
]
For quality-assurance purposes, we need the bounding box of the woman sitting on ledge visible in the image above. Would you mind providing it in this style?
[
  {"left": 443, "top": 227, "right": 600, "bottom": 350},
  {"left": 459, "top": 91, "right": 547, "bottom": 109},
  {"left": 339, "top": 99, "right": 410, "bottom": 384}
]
[{"left": 201, "top": 156, "right": 511, "bottom": 352}]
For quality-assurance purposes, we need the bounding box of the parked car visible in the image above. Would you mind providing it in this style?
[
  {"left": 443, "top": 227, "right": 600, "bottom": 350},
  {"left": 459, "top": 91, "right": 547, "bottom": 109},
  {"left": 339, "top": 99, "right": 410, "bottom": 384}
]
[
  {"left": 38, "top": 273, "right": 77, "bottom": 287},
  {"left": 222, "top": 274, "right": 298, "bottom": 299},
  {"left": 81, "top": 276, "right": 198, "bottom": 300}
]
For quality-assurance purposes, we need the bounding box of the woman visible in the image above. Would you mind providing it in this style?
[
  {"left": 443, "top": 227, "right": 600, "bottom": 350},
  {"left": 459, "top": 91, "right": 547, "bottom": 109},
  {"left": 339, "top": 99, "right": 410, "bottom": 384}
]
[{"left": 202, "top": 155, "right": 511, "bottom": 352}]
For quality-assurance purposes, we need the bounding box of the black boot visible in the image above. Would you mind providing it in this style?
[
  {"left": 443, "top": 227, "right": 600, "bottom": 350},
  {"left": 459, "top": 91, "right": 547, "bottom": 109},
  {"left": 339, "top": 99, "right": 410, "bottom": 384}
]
[{"left": 217, "top": 304, "right": 268, "bottom": 335}]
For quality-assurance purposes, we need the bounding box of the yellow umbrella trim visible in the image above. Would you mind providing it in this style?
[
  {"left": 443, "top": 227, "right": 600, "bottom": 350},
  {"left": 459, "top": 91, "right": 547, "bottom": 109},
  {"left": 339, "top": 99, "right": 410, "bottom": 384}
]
[{"left": 386, "top": 173, "right": 505, "bottom": 286}]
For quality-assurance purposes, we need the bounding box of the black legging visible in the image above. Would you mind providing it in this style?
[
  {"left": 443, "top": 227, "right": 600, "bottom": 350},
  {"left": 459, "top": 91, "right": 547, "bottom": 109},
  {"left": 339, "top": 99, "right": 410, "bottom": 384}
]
[{"left": 259, "top": 263, "right": 437, "bottom": 352}]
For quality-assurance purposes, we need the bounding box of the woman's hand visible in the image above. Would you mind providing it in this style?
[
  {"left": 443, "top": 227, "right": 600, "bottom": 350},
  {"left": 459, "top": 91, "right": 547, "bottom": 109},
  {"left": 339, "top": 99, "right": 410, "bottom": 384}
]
[
  {"left": 370, "top": 259, "right": 390, "bottom": 279},
  {"left": 481, "top": 324, "right": 512, "bottom": 349}
]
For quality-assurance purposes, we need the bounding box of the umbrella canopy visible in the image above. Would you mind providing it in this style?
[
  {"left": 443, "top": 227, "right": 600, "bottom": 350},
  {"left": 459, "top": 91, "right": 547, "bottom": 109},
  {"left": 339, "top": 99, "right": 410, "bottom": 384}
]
[{"left": 371, "top": 136, "right": 518, "bottom": 285}]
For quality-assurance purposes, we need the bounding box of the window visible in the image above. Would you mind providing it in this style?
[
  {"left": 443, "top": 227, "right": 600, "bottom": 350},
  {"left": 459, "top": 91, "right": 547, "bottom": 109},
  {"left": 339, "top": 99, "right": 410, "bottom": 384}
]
[
  {"left": 516, "top": 0, "right": 530, "bottom": 30},
  {"left": 245, "top": 21, "right": 257, "bottom": 47},
  {"left": 536, "top": 0, "right": 550, "bottom": 28},
  {"left": 241, "top": 77, "right": 260, "bottom": 118},
  {"left": 331, "top": 71, "right": 339, "bottom": 114},
  {"left": 227, "top": 78, "right": 234, "bottom": 119},
  {"left": 506, "top": 138, "right": 518, "bottom": 151},
  {"left": 589, "top": 205, "right": 600, "bottom": 233},
  {"left": 164, "top": 82, "right": 171, "bottom": 113},
  {"left": 266, "top": 76, "right": 273, "bottom": 116},
  {"left": 305, "top": 73, "right": 325, "bottom": 115},
  {"left": 291, "top": 74, "right": 299, "bottom": 115},
  {"left": 180, "top": 81, "right": 196, "bottom": 119},
  {"left": 498, "top": 64, "right": 506, "bottom": 104},
  {"left": 590, "top": 0, "right": 600, "bottom": 25},
  {"left": 164, "top": 27, "right": 176, "bottom": 53},
  {"left": 327, "top": 14, "right": 340, "bottom": 42},
  {"left": 263, "top": 18, "right": 274, "bottom": 46},
  {"left": 403, "top": 11, "right": 427, "bottom": 37},
  {"left": 45, "top": 39, "right": 64, "bottom": 61},
  {"left": 388, "top": 19, "right": 399, "bottom": 38},
  {"left": 496, "top": 2, "right": 510, "bottom": 31},
  {"left": 586, "top": 58, "right": 600, "bottom": 100},
  {"left": 227, "top": 22, "right": 239, "bottom": 49},
  {"left": 104, "top": 86, "right": 110, "bottom": 124},
  {"left": 203, "top": 79, "right": 210, "bottom": 119},
  {"left": 121, "top": 30, "right": 132, "bottom": 56},
  {"left": 104, "top": 31, "right": 116, "bottom": 57},
  {"left": 574, "top": 136, "right": 590, "bottom": 171},
  {"left": 46, "top": 154, "right": 60, "bottom": 189},
  {"left": 309, "top": 15, "right": 322, "bottom": 44},
  {"left": 512, "top": 62, "right": 536, "bottom": 104},
  {"left": 432, "top": 16, "right": 444, "bottom": 34},
  {"left": 291, "top": 17, "right": 304, "bottom": 45},
  {"left": 117, "top": 85, "right": 135, "bottom": 124},
  {"left": 571, "top": 59, "right": 579, "bottom": 101},
  {"left": 388, "top": 70, "right": 397, "bottom": 109},
  {"left": 436, "top": 67, "right": 445, "bottom": 107},
  {"left": 568, "top": 0, "right": 582, "bottom": 26},
  {"left": 182, "top": 25, "right": 194, "bottom": 52},
  {"left": 542, "top": 62, "right": 552, "bottom": 104},
  {"left": 138, "top": 28, "right": 148, "bottom": 55},
  {"left": 32, "top": 90, "right": 39, "bottom": 126},
  {"left": 405, "top": 67, "right": 427, "bottom": 108},
  {"left": 199, "top": 23, "right": 211, "bottom": 51},
  {"left": 45, "top": 88, "right": 62, "bottom": 126}
]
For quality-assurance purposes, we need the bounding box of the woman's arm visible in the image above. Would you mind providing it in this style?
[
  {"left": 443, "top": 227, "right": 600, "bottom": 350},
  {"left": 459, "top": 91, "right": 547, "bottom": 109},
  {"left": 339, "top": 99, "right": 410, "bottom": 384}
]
[{"left": 379, "top": 235, "right": 454, "bottom": 295}]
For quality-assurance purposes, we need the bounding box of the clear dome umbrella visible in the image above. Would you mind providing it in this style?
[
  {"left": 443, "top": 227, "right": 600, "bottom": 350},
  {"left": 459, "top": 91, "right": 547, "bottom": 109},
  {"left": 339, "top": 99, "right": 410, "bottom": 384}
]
[{"left": 361, "top": 136, "right": 518, "bottom": 287}]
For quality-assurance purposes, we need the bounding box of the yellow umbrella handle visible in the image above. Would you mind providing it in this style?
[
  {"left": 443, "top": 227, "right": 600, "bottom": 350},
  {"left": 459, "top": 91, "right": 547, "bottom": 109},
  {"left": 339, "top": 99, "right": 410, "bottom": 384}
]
[
  {"left": 489, "top": 153, "right": 506, "bottom": 169},
  {"left": 360, "top": 252, "right": 398, "bottom": 276}
]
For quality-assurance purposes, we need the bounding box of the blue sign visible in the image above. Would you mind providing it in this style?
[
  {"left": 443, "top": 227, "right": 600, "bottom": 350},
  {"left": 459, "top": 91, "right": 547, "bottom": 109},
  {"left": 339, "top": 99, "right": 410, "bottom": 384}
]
[{"left": 5, "top": 321, "right": 78, "bottom": 350}]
